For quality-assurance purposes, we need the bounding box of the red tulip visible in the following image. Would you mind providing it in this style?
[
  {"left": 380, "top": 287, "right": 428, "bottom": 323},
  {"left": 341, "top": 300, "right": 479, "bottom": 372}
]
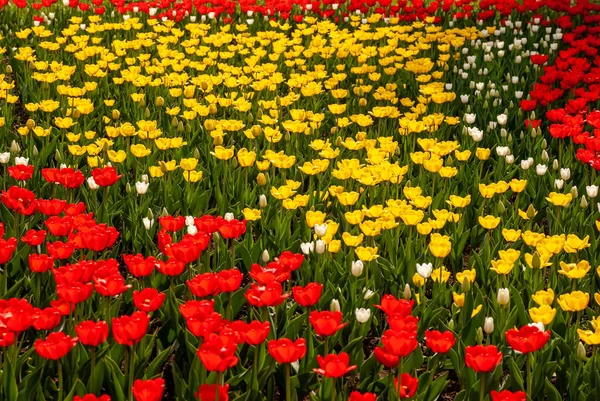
[
  {"left": 158, "top": 215, "right": 186, "bottom": 232},
  {"left": 218, "top": 219, "right": 246, "bottom": 239},
  {"left": 47, "top": 240, "right": 75, "bottom": 260},
  {"left": 76, "top": 320, "right": 109, "bottom": 347},
  {"left": 37, "top": 199, "right": 67, "bottom": 215},
  {"left": 374, "top": 345, "right": 400, "bottom": 368},
  {"left": 292, "top": 282, "right": 322, "bottom": 307},
  {"left": 195, "top": 384, "right": 229, "bottom": 401},
  {"left": 0, "top": 238, "right": 17, "bottom": 264},
  {"left": 133, "top": 288, "right": 166, "bottom": 312},
  {"left": 45, "top": 216, "right": 74, "bottom": 236},
  {"left": 33, "top": 307, "right": 61, "bottom": 331},
  {"left": 505, "top": 325, "right": 551, "bottom": 354},
  {"left": 34, "top": 332, "right": 78, "bottom": 360},
  {"left": 180, "top": 300, "right": 215, "bottom": 320},
  {"left": 8, "top": 164, "right": 34, "bottom": 181},
  {"left": 94, "top": 274, "right": 132, "bottom": 297},
  {"left": 393, "top": 373, "right": 419, "bottom": 398},
  {"left": 132, "top": 378, "right": 165, "bottom": 401},
  {"left": 124, "top": 254, "right": 156, "bottom": 277},
  {"left": 268, "top": 338, "right": 307, "bottom": 364},
  {"left": 243, "top": 321, "right": 271, "bottom": 346},
  {"left": 374, "top": 295, "right": 414, "bottom": 317},
  {"left": 277, "top": 251, "right": 304, "bottom": 271},
  {"left": 490, "top": 390, "right": 527, "bottom": 401},
  {"left": 112, "top": 312, "right": 150, "bottom": 346},
  {"left": 425, "top": 330, "right": 456, "bottom": 354},
  {"left": 381, "top": 329, "right": 418, "bottom": 357},
  {"left": 348, "top": 391, "right": 376, "bottom": 401},
  {"left": 79, "top": 225, "right": 119, "bottom": 252},
  {"left": 185, "top": 312, "right": 224, "bottom": 339},
  {"left": 250, "top": 262, "right": 290, "bottom": 284},
  {"left": 314, "top": 352, "right": 357, "bottom": 378},
  {"left": 156, "top": 259, "right": 186, "bottom": 276},
  {"left": 187, "top": 273, "right": 220, "bottom": 298},
  {"left": 57, "top": 282, "right": 93, "bottom": 304},
  {"left": 0, "top": 186, "right": 37, "bottom": 215},
  {"left": 388, "top": 314, "right": 419, "bottom": 332},
  {"left": 91, "top": 166, "right": 122, "bottom": 187},
  {"left": 194, "top": 215, "right": 221, "bottom": 233},
  {"left": 244, "top": 282, "right": 289, "bottom": 307},
  {"left": 74, "top": 395, "right": 111, "bottom": 401},
  {"left": 197, "top": 334, "right": 239, "bottom": 372},
  {"left": 309, "top": 310, "right": 347, "bottom": 336},
  {"left": 22, "top": 229, "right": 47, "bottom": 246},
  {"left": 0, "top": 330, "right": 16, "bottom": 347},
  {"left": 465, "top": 345, "right": 503, "bottom": 373},
  {"left": 217, "top": 268, "right": 243, "bottom": 293}
]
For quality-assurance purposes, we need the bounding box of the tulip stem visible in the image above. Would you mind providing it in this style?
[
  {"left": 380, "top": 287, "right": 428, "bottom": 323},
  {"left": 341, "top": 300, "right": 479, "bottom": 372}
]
[
  {"left": 252, "top": 345, "right": 259, "bottom": 392},
  {"left": 526, "top": 353, "right": 532, "bottom": 400},
  {"left": 89, "top": 348, "right": 96, "bottom": 392},
  {"left": 480, "top": 374, "right": 485, "bottom": 401},
  {"left": 285, "top": 363, "right": 291, "bottom": 401},
  {"left": 331, "top": 378, "right": 336, "bottom": 401},
  {"left": 396, "top": 357, "right": 403, "bottom": 400},
  {"left": 216, "top": 371, "right": 222, "bottom": 401},
  {"left": 57, "top": 360, "right": 63, "bottom": 401},
  {"left": 128, "top": 345, "right": 136, "bottom": 401}
]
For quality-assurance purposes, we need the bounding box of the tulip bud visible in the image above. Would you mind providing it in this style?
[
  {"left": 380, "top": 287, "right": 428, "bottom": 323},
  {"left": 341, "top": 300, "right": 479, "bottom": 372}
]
[
  {"left": 26, "top": 118, "right": 35, "bottom": 130},
  {"left": 355, "top": 308, "right": 371, "bottom": 323},
  {"left": 257, "top": 173, "right": 267, "bottom": 186},
  {"left": 577, "top": 342, "right": 587, "bottom": 360},
  {"left": 476, "top": 327, "right": 484, "bottom": 343},
  {"left": 32, "top": 146, "right": 39, "bottom": 157},
  {"left": 497, "top": 288, "right": 510, "bottom": 306},
  {"left": 261, "top": 249, "right": 270, "bottom": 263},
  {"left": 187, "top": 225, "right": 198, "bottom": 235},
  {"left": 498, "top": 201, "right": 505, "bottom": 214},
  {"left": 447, "top": 319, "right": 455, "bottom": 331},
  {"left": 330, "top": 299, "right": 341, "bottom": 313},
  {"left": 6, "top": 65, "right": 12, "bottom": 74},
  {"left": 526, "top": 204, "right": 536, "bottom": 219},
  {"left": 571, "top": 186, "right": 578, "bottom": 198},
  {"left": 484, "top": 317, "right": 494, "bottom": 334},
  {"left": 155, "top": 96, "right": 164, "bottom": 107},
  {"left": 330, "top": 127, "right": 338, "bottom": 135},
  {"left": 259, "top": 194, "right": 267, "bottom": 209},
  {"left": 461, "top": 276, "right": 470, "bottom": 293},
  {"left": 126, "top": 182, "right": 132, "bottom": 193},
  {"left": 10, "top": 140, "right": 21, "bottom": 154},
  {"left": 285, "top": 131, "right": 291, "bottom": 142},
  {"left": 541, "top": 138, "right": 547, "bottom": 149},
  {"left": 315, "top": 240, "right": 326, "bottom": 254},
  {"left": 359, "top": 98, "right": 367, "bottom": 107},
  {"left": 363, "top": 288, "right": 375, "bottom": 300},
  {"left": 177, "top": 121, "right": 184, "bottom": 133},
  {"left": 147, "top": 208, "right": 154, "bottom": 220},
  {"left": 112, "top": 109, "right": 120, "bottom": 120},
  {"left": 351, "top": 260, "right": 364, "bottom": 277},
  {"left": 171, "top": 116, "right": 178, "bottom": 127},
  {"left": 552, "top": 159, "right": 559, "bottom": 170},
  {"left": 212, "top": 232, "right": 221, "bottom": 243},
  {"left": 581, "top": 196, "right": 588, "bottom": 208},
  {"left": 142, "top": 217, "right": 154, "bottom": 230},
  {"left": 213, "top": 135, "right": 223, "bottom": 146},
  {"left": 208, "top": 104, "right": 218, "bottom": 114},
  {"left": 532, "top": 251, "right": 541, "bottom": 269},
  {"left": 403, "top": 284, "right": 411, "bottom": 300}
]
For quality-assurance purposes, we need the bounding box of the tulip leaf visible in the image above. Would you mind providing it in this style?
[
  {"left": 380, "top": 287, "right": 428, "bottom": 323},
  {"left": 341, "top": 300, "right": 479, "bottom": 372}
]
[
  {"left": 508, "top": 357, "right": 524, "bottom": 389},
  {"left": 145, "top": 344, "right": 176, "bottom": 379},
  {"left": 425, "top": 371, "right": 449, "bottom": 401},
  {"left": 545, "top": 377, "right": 562, "bottom": 401}
]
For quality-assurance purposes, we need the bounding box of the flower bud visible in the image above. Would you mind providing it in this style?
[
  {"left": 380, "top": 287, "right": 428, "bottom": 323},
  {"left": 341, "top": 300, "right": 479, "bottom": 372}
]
[
  {"left": 315, "top": 240, "right": 326, "bottom": 254},
  {"left": 570, "top": 186, "right": 578, "bottom": 198},
  {"left": 351, "top": 260, "right": 364, "bottom": 277},
  {"left": 484, "top": 317, "right": 494, "bottom": 334},
  {"left": 461, "top": 276, "right": 471, "bottom": 293},
  {"left": 476, "top": 327, "right": 484, "bottom": 343},
  {"left": 187, "top": 225, "right": 198, "bottom": 235},
  {"left": 142, "top": 217, "right": 154, "bottom": 230},
  {"left": 403, "top": 284, "right": 412, "bottom": 300},
  {"left": 10, "top": 140, "right": 21, "bottom": 154},
  {"left": 330, "top": 299, "right": 341, "bottom": 313},
  {"left": 578, "top": 342, "right": 587, "bottom": 360},
  {"left": 532, "top": 251, "right": 541, "bottom": 269},
  {"left": 497, "top": 288, "right": 510, "bottom": 305},
  {"left": 257, "top": 173, "right": 267, "bottom": 186},
  {"left": 586, "top": 185, "right": 598, "bottom": 198},
  {"left": 363, "top": 288, "right": 375, "bottom": 300},
  {"left": 261, "top": 250, "right": 270, "bottom": 263},
  {"left": 155, "top": 96, "right": 164, "bottom": 107},
  {"left": 259, "top": 194, "right": 267, "bottom": 209},
  {"left": 447, "top": 319, "right": 455, "bottom": 331},
  {"left": 112, "top": 109, "right": 120, "bottom": 120},
  {"left": 581, "top": 196, "right": 588, "bottom": 208}
]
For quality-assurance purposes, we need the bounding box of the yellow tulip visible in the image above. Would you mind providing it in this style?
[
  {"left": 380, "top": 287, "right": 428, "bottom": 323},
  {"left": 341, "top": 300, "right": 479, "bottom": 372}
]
[
  {"left": 453, "top": 292, "right": 465, "bottom": 307},
  {"left": 342, "top": 232, "right": 364, "bottom": 247},
  {"left": 532, "top": 289, "right": 555, "bottom": 306},
  {"left": 529, "top": 305, "right": 556, "bottom": 325},
  {"left": 557, "top": 291, "right": 589, "bottom": 312},
  {"left": 502, "top": 229, "right": 521, "bottom": 242},
  {"left": 237, "top": 148, "right": 256, "bottom": 167},
  {"left": 242, "top": 208, "right": 261, "bottom": 221},
  {"left": 212, "top": 146, "right": 235, "bottom": 160},
  {"left": 431, "top": 267, "right": 451, "bottom": 283},
  {"left": 546, "top": 192, "right": 573, "bottom": 207},
  {"left": 355, "top": 246, "right": 379, "bottom": 262},
  {"left": 558, "top": 261, "right": 591, "bottom": 279},
  {"left": 180, "top": 158, "right": 199, "bottom": 171},
  {"left": 578, "top": 329, "right": 600, "bottom": 345},
  {"left": 478, "top": 215, "right": 501, "bottom": 230},
  {"left": 183, "top": 170, "right": 203, "bottom": 182},
  {"left": 456, "top": 269, "right": 476, "bottom": 284}
]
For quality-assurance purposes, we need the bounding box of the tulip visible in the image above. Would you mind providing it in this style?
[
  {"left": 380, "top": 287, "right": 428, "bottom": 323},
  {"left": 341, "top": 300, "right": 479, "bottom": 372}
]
[
  {"left": 355, "top": 308, "right": 371, "bottom": 323},
  {"left": 351, "top": 260, "right": 364, "bottom": 277},
  {"left": 497, "top": 288, "right": 510, "bottom": 306},
  {"left": 484, "top": 317, "right": 494, "bottom": 334}
]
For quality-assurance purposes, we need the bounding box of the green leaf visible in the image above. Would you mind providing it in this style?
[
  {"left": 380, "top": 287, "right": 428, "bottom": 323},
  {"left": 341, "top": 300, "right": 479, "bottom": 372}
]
[
  {"left": 426, "top": 372, "right": 449, "bottom": 401},
  {"left": 545, "top": 377, "right": 562, "bottom": 401}
]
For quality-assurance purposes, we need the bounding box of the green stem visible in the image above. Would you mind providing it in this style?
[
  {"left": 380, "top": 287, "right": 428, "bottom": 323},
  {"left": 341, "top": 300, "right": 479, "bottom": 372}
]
[
  {"left": 331, "top": 378, "right": 336, "bottom": 401},
  {"left": 128, "top": 345, "right": 136, "bottom": 401},
  {"left": 57, "top": 360, "right": 63, "bottom": 401},
  {"left": 480, "top": 374, "right": 485, "bottom": 401},
  {"left": 285, "top": 363, "right": 291, "bottom": 401},
  {"left": 527, "top": 353, "right": 532, "bottom": 400}
]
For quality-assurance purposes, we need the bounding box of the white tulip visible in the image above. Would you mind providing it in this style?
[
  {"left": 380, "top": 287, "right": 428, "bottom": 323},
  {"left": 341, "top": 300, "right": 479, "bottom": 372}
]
[
  {"left": 259, "top": 194, "right": 267, "bottom": 208},
  {"left": 187, "top": 225, "right": 198, "bottom": 235},
  {"left": 535, "top": 164, "right": 547, "bottom": 176},
  {"left": 355, "top": 308, "right": 371, "bottom": 323},
  {"left": 351, "top": 260, "right": 364, "bottom": 277},
  {"left": 87, "top": 177, "right": 99, "bottom": 190},
  {"left": 261, "top": 250, "right": 270, "bottom": 263},
  {"left": 497, "top": 288, "right": 510, "bottom": 305},
  {"left": 484, "top": 317, "right": 494, "bottom": 334},
  {"left": 506, "top": 155, "right": 515, "bottom": 164},
  {"left": 464, "top": 113, "right": 476, "bottom": 124},
  {"left": 135, "top": 181, "right": 149, "bottom": 195},
  {"left": 497, "top": 114, "right": 508, "bottom": 125},
  {"left": 520, "top": 159, "right": 531, "bottom": 170},
  {"left": 314, "top": 223, "right": 328, "bottom": 237},
  {"left": 416, "top": 263, "right": 433, "bottom": 278},
  {"left": 300, "top": 242, "right": 314, "bottom": 255},
  {"left": 224, "top": 213, "right": 234, "bottom": 222},
  {"left": 586, "top": 185, "right": 598, "bottom": 198},
  {"left": 560, "top": 168, "right": 570, "bottom": 180},
  {"left": 0, "top": 152, "right": 9, "bottom": 164},
  {"left": 315, "top": 240, "right": 326, "bottom": 254},
  {"left": 460, "top": 94, "right": 470, "bottom": 103},
  {"left": 528, "top": 322, "right": 544, "bottom": 332},
  {"left": 330, "top": 299, "right": 341, "bottom": 313},
  {"left": 142, "top": 217, "right": 154, "bottom": 230},
  {"left": 554, "top": 179, "right": 564, "bottom": 190},
  {"left": 363, "top": 288, "right": 375, "bottom": 300},
  {"left": 15, "top": 157, "right": 28, "bottom": 166}
]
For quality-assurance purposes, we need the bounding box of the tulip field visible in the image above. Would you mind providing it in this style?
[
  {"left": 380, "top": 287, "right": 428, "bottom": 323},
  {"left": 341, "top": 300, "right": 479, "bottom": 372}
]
[{"left": 1, "top": 0, "right": 600, "bottom": 400}]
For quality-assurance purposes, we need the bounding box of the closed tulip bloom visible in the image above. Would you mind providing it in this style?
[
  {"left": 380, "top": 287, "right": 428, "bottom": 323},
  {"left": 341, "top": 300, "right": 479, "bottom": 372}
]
[
  {"left": 123, "top": 254, "right": 156, "bottom": 277},
  {"left": 132, "top": 378, "right": 165, "bottom": 401},
  {"left": 187, "top": 273, "right": 220, "bottom": 298},
  {"left": 28, "top": 253, "right": 54, "bottom": 273},
  {"left": 425, "top": 330, "right": 456, "bottom": 353},
  {"left": 465, "top": 345, "right": 502, "bottom": 372},
  {"left": 374, "top": 295, "right": 414, "bottom": 317},
  {"left": 268, "top": 338, "right": 307, "bottom": 364},
  {"left": 217, "top": 268, "right": 244, "bottom": 293},
  {"left": 32, "top": 307, "right": 61, "bottom": 331},
  {"left": 313, "top": 352, "right": 357, "bottom": 378},
  {"left": 557, "top": 291, "right": 589, "bottom": 312},
  {"left": 34, "top": 332, "right": 78, "bottom": 360},
  {"left": 505, "top": 325, "right": 550, "bottom": 353},
  {"left": 374, "top": 345, "right": 400, "bottom": 368},
  {"left": 243, "top": 321, "right": 271, "bottom": 346},
  {"left": 309, "top": 310, "right": 347, "bottom": 336},
  {"left": 76, "top": 320, "right": 109, "bottom": 347},
  {"left": 244, "top": 282, "right": 289, "bottom": 307},
  {"left": 91, "top": 166, "right": 122, "bottom": 187}
]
